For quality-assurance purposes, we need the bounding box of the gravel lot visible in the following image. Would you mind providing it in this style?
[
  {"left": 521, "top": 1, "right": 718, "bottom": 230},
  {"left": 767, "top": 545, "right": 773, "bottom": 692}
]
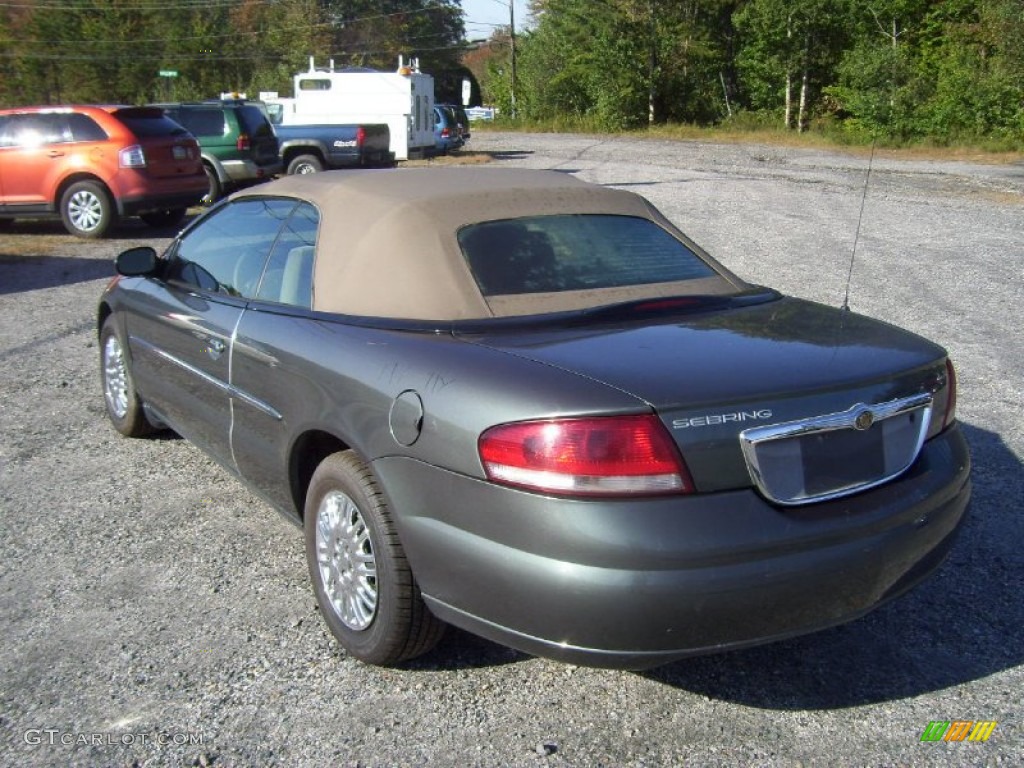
[{"left": 1, "top": 132, "right": 1022, "bottom": 767}]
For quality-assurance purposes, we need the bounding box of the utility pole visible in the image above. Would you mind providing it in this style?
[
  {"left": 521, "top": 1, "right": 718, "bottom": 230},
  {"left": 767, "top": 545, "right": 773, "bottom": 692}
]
[{"left": 509, "top": 1, "right": 517, "bottom": 119}]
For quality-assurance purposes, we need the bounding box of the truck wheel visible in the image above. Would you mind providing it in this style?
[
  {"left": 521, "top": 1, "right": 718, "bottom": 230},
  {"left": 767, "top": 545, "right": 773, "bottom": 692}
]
[
  {"left": 288, "top": 154, "right": 324, "bottom": 175},
  {"left": 60, "top": 181, "right": 116, "bottom": 238}
]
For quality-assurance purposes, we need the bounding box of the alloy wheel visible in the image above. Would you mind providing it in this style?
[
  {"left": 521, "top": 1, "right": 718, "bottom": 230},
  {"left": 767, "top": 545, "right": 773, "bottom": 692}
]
[{"left": 315, "top": 489, "right": 378, "bottom": 630}]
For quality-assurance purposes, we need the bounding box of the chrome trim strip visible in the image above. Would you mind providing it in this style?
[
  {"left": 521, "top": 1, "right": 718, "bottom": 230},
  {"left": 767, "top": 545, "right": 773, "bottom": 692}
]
[
  {"left": 739, "top": 393, "right": 934, "bottom": 507},
  {"left": 130, "top": 335, "right": 282, "bottom": 422},
  {"left": 228, "top": 382, "right": 282, "bottom": 421}
]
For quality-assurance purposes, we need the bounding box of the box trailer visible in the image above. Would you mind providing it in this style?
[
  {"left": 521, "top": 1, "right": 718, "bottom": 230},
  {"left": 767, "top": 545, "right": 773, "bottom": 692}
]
[{"left": 268, "top": 57, "right": 434, "bottom": 161}]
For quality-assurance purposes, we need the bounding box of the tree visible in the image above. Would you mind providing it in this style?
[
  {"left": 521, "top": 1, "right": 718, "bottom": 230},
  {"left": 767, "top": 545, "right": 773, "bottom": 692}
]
[{"left": 734, "top": 0, "right": 851, "bottom": 131}]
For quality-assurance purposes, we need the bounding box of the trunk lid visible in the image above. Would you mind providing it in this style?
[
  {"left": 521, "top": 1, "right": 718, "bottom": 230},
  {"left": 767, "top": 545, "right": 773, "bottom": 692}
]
[{"left": 458, "top": 296, "right": 949, "bottom": 494}]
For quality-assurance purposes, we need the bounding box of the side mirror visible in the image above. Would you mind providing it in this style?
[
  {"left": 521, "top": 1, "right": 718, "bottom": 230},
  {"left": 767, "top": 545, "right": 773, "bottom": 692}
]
[{"left": 115, "top": 246, "right": 158, "bottom": 277}]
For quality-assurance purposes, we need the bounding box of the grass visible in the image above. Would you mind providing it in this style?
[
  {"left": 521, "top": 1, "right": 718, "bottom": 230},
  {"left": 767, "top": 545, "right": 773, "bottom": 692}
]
[{"left": 470, "top": 118, "right": 1024, "bottom": 164}]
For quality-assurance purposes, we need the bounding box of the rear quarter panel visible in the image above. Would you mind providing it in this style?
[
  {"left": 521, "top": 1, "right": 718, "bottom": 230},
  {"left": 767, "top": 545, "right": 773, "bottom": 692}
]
[{"left": 228, "top": 308, "right": 646, "bottom": 516}]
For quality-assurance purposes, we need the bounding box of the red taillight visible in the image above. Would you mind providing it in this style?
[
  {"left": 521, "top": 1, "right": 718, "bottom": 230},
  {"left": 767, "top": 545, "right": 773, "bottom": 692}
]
[
  {"left": 356, "top": 125, "right": 366, "bottom": 147},
  {"left": 479, "top": 415, "right": 693, "bottom": 497},
  {"left": 236, "top": 133, "right": 251, "bottom": 151},
  {"left": 119, "top": 144, "right": 146, "bottom": 168},
  {"left": 943, "top": 358, "right": 958, "bottom": 429},
  {"left": 441, "top": 127, "right": 450, "bottom": 138}
]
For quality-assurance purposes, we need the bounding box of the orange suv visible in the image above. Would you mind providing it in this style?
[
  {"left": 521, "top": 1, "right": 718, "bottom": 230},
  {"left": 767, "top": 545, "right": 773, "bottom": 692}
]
[{"left": 0, "top": 105, "right": 208, "bottom": 237}]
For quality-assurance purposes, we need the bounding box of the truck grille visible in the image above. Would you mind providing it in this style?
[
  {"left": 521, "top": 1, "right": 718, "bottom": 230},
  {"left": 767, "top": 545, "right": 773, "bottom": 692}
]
[{"left": 739, "top": 393, "right": 933, "bottom": 506}]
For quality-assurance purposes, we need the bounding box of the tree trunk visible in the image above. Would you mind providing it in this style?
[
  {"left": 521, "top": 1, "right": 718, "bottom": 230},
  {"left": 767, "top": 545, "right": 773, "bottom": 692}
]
[
  {"left": 798, "top": 32, "right": 810, "bottom": 133},
  {"left": 798, "top": 67, "right": 808, "bottom": 133},
  {"left": 785, "top": 72, "right": 793, "bottom": 129},
  {"left": 784, "top": 12, "right": 794, "bottom": 130}
]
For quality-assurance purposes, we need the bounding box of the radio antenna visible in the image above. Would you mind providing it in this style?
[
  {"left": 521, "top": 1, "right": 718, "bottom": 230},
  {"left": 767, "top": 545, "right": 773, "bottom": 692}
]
[{"left": 842, "top": 138, "right": 876, "bottom": 311}]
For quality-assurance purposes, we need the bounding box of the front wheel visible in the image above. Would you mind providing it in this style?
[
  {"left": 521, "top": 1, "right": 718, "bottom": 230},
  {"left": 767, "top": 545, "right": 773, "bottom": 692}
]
[
  {"left": 61, "top": 181, "right": 116, "bottom": 238},
  {"left": 287, "top": 154, "right": 324, "bottom": 175},
  {"left": 100, "top": 318, "right": 156, "bottom": 437},
  {"left": 304, "top": 451, "right": 444, "bottom": 665}
]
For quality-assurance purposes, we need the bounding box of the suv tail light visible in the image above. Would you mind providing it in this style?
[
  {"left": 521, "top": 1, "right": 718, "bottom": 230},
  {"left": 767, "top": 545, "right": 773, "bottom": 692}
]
[
  {"left": 479, "top": 415, "right": 693, "bottom": 497},
  {"left": 236, "top": 133, "right": 251, "bottom": 151},
  {"left": 119, "top": 145, "right": 146, "bottom": 168},
  {"left": 356, "top": 126, "right": 366, "bottom": 147}
]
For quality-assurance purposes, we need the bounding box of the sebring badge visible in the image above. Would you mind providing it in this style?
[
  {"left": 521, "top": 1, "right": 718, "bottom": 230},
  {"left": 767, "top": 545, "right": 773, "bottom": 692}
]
[{"left": 673, "top": 409, "right": 773, "bottom": 429}]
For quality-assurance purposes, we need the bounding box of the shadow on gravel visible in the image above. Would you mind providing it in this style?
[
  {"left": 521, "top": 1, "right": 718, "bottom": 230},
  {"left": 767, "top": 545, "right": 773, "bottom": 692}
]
[
  {"left": 0, "top": 254, "right": 116, "bottom": 294},
  {"left": 0, "top": 214, "right": 199, "bottom": 242},
  {"left": 404, "top": 627, "right": 530, "bottom": 672},
  {"left": 485, "top": 150, "right": 535, "bottom": 161},
  {"left": 0, "top": 215, "right": 199, "bottom": 295},
  {"left": 642, "top": 420, "right": 1023, "bottom": 709}
]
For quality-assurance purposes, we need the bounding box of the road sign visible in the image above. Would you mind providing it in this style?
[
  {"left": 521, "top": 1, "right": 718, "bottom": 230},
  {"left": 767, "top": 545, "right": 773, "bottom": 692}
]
[{"left": 159, "top": 70, "right": 178, "bottom": 77}]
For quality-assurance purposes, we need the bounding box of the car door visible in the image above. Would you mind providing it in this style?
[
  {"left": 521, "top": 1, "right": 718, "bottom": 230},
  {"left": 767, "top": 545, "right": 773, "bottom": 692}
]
[
  {"left": 229, "top": 201, "right": 319, "bottom": 513},
  {"left": 0, "top": 113, "right": 67, "bottom": 209},
  {"left": 123, "top": 197, "right": 298, "bottom": 468}
]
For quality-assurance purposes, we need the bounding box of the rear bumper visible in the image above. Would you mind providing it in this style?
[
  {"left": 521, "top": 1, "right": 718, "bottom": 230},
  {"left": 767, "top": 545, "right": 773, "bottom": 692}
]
[
  {"left": 373, "top": 425, "right": 971, "bottom": 669},
  {"left": 119, "top": 189, "right": 206, "bottom": 216},
  {"left": 115, "top": 169, "right": 208, "bottom": 215},
  {"left": 220, "top": 158, "right": 283, "bottom": 184}
]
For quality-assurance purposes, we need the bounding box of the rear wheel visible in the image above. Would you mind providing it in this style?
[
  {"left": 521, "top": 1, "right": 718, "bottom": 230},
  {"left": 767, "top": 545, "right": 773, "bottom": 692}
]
[
  {"left": 202, "top": 164, "right": 222, "bottom": 205},
  {"left": 287, "top": 154, "right": 324, "bottom": 175},
  {"left": 304, "top": 451, "right": 444, "bottom": 665},
  {"left": 61, "top": 181, "right": 116, "bottom": 238},
  {"left": 100, "top": 318, "right": 156, "bottom": 437},
  {"left": 140, "top": 208, "right": 186, "bottom": 228}
]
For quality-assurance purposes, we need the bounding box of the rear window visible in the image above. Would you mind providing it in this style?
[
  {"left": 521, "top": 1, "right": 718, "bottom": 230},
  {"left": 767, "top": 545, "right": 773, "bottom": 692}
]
[
  {"left": 458, "top": 215, "right": 717, "bottom": 296},
  {"left": 114, "top": 109, "right": 191, "bottom": 139},
  {"left": 236, "top": 106, "right": 274, "bottom": 138},
  {"left": 174, "top": 108, "right": 226, "bottom": 138}
]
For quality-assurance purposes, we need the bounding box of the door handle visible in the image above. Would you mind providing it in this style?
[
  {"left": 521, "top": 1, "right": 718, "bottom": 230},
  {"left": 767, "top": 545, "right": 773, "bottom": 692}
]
[{"left": 47, "top": 150, "right": 65, "bottom": 158}]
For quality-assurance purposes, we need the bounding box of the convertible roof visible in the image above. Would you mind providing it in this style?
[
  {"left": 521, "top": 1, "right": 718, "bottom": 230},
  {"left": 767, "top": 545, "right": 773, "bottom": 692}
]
[{"left": 234, "top": 167, "right": 746, "bottom": 320}]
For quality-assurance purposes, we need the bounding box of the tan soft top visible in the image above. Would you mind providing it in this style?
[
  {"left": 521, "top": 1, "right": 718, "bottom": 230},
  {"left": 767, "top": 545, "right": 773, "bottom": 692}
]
[{"left": 234, "top": 167, "right": 746, "bottom": 320}]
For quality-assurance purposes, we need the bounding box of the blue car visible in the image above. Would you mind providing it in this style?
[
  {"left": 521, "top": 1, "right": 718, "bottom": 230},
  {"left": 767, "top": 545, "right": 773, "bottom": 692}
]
[{"left": 433, "top": 105, "right": 464, "bottom": 155}]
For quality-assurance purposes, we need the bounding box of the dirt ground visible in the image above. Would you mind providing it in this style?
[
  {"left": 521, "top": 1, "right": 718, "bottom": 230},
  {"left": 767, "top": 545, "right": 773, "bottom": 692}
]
[{"left": 1, "top": 133, "right": 1022, "bottom": 767}]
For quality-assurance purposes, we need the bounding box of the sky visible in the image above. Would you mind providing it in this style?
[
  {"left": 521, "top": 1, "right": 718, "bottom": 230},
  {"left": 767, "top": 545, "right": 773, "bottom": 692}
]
[{"left": 460, "top": 0, "right": 532, "bottom": 41}]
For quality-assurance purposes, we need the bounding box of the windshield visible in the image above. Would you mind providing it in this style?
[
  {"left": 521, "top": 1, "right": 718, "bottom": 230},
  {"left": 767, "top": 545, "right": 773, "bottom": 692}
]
[{"left": 458, "top": 215, "right": 717, "bottom": 297}]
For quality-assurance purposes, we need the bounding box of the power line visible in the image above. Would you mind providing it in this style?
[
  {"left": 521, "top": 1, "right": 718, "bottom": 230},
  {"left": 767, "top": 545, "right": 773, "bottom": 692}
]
[
  {"left": 0, "top": 38, "right": 479, "bottom": 62},
  {"left": 0, "top": 0, "right": 246, "bottom": 8},
  {"left": 4, "top": 5, "right": 460, "bottom": 45}
]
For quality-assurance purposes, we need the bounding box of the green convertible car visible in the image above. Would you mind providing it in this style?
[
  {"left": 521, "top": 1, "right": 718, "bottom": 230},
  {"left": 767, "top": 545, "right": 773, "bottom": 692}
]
[{"left": 97, "top": 168, "right": 970, "bottom": 669}]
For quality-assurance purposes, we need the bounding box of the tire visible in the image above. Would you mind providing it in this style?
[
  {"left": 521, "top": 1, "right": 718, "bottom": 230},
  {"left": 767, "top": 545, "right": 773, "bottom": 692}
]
[
  {"left": 304, "top": 451, "right": 445, "bottom": 665},
  {"left": 287, "top": 154, "right": 324, "bottom": 175},
  {"left": 139, "top": 208, "right": 187, "bottom": 228},
  {"left": 100, "top": 318, "right": 156, "bottom": 438},
  {"left": 60, "top": 180, "right": 116, "bottom": 238},
  {"left": 202, "top": 164, "right": 222, "bottom": 205}
]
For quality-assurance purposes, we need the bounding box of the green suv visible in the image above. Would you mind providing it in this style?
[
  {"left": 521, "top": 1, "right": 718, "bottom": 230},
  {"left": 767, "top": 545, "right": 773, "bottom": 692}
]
[{"left": 153, "top": 100, "right": 281, "bottom": 202}]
